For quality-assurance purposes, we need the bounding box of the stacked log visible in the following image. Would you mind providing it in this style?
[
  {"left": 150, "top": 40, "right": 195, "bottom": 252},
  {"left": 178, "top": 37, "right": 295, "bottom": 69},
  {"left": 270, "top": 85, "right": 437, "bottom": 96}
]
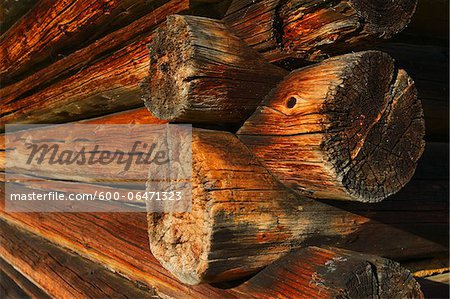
[
  {"left": 234, "top": 247, "right": 423, "bottom": 298},
  {"left": 142, "top": 15, "right": 425, "bottom": 203},
  {"left": 223, "top": 0, "right": 418, "bottom": 63},
  {"left": 0, "top": 0, "right": 445, "bottom": 297}
]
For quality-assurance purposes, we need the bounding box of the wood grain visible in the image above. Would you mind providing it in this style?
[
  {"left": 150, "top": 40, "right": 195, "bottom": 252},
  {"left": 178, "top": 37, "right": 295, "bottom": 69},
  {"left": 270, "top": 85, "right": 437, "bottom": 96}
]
[
  {"left": 141, "top": 15, "right": 287, "bottom": 126},
  {"left": 234, "top": 247, "right": 423, "bottom": 298},
  {"left": 238, "top": 51, "right": 425, "bottom": 202},
  {"left": 1, "top": 0, "right": 223, "bottom": 84},
  {"left": 224, "top": 0, "right": 418, "bottom": 63},
  {"left": 147, "top": 130, "right": 444, "bottom": 284},
  {"left": 0, "top": 218, "right": 159, "bottom": 298}
]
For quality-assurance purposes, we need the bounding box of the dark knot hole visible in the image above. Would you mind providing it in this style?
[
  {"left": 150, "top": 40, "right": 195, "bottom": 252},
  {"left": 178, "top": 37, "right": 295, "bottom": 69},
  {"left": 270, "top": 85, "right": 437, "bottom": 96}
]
[{"left": 287, "top": 97, "right": 297, "bottom": 108}]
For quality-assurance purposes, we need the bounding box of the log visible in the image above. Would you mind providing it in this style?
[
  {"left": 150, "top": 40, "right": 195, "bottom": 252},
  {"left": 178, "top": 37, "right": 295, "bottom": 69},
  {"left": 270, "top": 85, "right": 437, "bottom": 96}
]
[
  {"left": 1, "top": 138, "right": 447, "bottom": 294},
  {"left": 238, "top": 51, "right": 425, "bottom": 202},
  {"left": 223, "top": 0, "right": 418, "bottom": 63},
  {"left": 0, "top": 0, "right": 222, "bottom": 84},
  {"left": 0, "top": 219, "right": 159, "bottom": 299},
  {"left": 0, "top": 259, "right": 51, "bottom": 299},
  {"left": 377, "top": 42, "right": 449, "bottom": 142},
  {"left": 234, "top": 247, "right": 423, "bottom": 298},
  {"left": 0, "top": 0, "right": 191, "bottom": 107},
  {"left": 147, "top": 131, "right": 444, "bottom": 285},
  {"left": 1, "top": 2, "right": 229, "bottom": 129},
  {"left": 141, "top": 15, "right": 287, "bottom": 126}
]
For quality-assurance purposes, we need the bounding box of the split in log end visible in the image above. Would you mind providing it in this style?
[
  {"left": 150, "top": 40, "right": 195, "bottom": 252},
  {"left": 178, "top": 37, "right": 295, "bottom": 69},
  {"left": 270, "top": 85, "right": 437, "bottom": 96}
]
[
  {"left": 239, "top": 51, "right": 425, "bottom": 202},
  {"left": 238, "top": 247, "right": 424, "bottom": 298},
  {"left": 141, "top": 14, "right": 287, "bottom": 125}
]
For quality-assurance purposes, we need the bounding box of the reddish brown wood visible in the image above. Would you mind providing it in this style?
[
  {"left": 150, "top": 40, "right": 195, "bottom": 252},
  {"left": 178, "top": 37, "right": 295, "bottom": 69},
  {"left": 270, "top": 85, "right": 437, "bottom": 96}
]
[
  {"left": 223, "top": 0, "right": 418, "bottom": 63},
  {"left": 0, "top": 0, "right": 223, "bottom": 84},
  {"left": 234, "top": 247, "right": 424, "bottom": 298},
  {"left": 238, "top": 51, "right": 425, "bottom": 202},
  {"left": 0, "top": 219, "right": 159, "bottom": 299},
  {"left": 141, "top": 15, "right": 287, "bottom": 126},
  {"left": 147, "top": 131, "right": 443, "bottom": 284},
  {"left": 0, "top": 0, "right": 191, "bottom": 107},
  {"left": 1, "top": 139, "right": 447, "bottom": 293}
]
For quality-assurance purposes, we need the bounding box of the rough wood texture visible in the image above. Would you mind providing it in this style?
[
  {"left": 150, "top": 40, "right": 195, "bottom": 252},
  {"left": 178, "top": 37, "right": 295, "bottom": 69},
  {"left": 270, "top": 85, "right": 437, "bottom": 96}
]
[
  {"left": 147, "top": 129, "right": 301, "bottom": 284},
  {"left": 223, "top": 0, "right": 418, "bottom": 63},
  {"left": 1, "top": 138, "right": 447, "bottom": 296},
  {"left": 234, "top": 247, "right": 423, "bottom": 298},
  {"left": 238, "top": 51, "right": 425, "bottom": 203},
  {"left": 0, "top": 0, "right": 225, "bottom": 84},
  {"left": 0, "top": 3, "right": 208, "bottom": 129},
  {"left": 0, "top": 259, "right": 51, "bottom": 299},
  {"left": 0, "top": 0, "right": 191, "bottom": 108},
  {"left": 378, "top": 43, "right": 449, "bottom": 142},
  {"left": 147, "top": 131, "right": 444, "bottom": 285},
  {"left": 141, "top": 15, "right": 287, "bottom": 125},
  {"left": 0, "top": 219, "right": 159, "bottom": 299},
  {"left": 0, "top": 271, "right": 31, "bottom": 299}
]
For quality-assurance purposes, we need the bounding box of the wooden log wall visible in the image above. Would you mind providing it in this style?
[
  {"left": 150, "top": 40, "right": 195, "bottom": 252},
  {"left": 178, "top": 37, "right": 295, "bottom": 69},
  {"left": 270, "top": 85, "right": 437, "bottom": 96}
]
[
  {"left": 142, "top": 16, "right": 425, "bottom": 203},
  {"left": 0, "top": 215, "right": 425, "bottom": 298},
  {"left": 223, "top": 0, "right": 418, "bottom": 63},
  {"left": 0, "top": 0, "right": 223, "bottom": 84},
  {"left": 0, "top": 0, "right": 447, "bottom": 296},
  {"left": 0, "top": 135, "right": 447, "bottom": 294}
]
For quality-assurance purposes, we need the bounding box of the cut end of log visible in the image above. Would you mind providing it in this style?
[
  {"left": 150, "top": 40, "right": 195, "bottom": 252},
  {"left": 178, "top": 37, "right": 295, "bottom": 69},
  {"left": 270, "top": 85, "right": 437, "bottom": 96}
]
[
  {"left": 277, "top": 0, "right": 418, "bottom": 60},
  {"left": 147, "top": 129, "right": 300, "bottom": 284},
  {"left": 141, "top": 15, "right": 194, "bottom": 121},
  {"left": 141, "top": 14, "right": 287, "bottom": 125},
  {"left": 346, "top": 0, "right": 418, "bottom": 37},
  {"left": 239, "top": 51, "right": 425, "bottom": 202},
  {"left": 238, "top": 246, "right": 424, "bottom": 298}
]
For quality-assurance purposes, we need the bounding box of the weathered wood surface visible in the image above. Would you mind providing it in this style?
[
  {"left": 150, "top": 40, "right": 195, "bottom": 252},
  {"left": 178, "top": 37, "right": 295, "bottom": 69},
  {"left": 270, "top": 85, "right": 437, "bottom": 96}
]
[
  {"left": 0, "top": 0, "right": 190, "bottom": 109},
  {"left": 234, "top": 247, "right": 423, "bottom": 298},
  {"left": 1, "top": 136, "right": 447, "bottom": 295},
  {"left": 0, "top": 0, "right": 37, "bottom": 35},
  {"left": 0, "top": 259, "right": 51, "bottom": 299},
  {"left": 1, "top": 120, "right": 447, "bottom": 286},
  {"left": 0, "top": 3, "right": 207, "bottom": 129},
  {"left": 0, "top": 270, "right": 31, "bottom": 299},
  {"left": 141, "top": 15, "right": 287, "bottom": 126},
  {"left": 378, "top": 43, "right": 449, "bottom": 142},
  {"left": 0, "top": 219, "right": 160, "bottom": 299},
  {"left": 0, "top": 108, "right": 163, "bottom": 175},
  {"left": 0, "top": 0, "right": 225, "bottom": 84},
  {"left": 147, "top": 130, "right": 444, "bottom": 284},
  {"left": 0, "top": 198, "right": 240, "bottom": 298},
  {"left": 223, "top": 0, "right": 418, "bottom": 63},
  {"left": 238, "top": 51, "right": 425, "bottom": 203}
]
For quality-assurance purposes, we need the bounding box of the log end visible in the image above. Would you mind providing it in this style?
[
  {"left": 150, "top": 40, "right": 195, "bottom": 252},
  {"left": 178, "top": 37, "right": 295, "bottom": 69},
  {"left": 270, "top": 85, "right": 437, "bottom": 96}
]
[
  {"left": 348, "top": 0, "right": 418, "bottom": 38},
  {"left": 238, "top": 247, "right": 424, "bottom": 298},
  {"left": 141, "top": 15, "right": 194, "bottom": 122},
  {"left": 238, "top": 51, "right": 425, "bottom": 202},
  {"left": 324, "top": 51, "right": 425, "bottom": 202}
]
